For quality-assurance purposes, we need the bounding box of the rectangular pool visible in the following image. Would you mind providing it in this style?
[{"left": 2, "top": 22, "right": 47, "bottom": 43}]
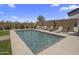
[{"left": 16, "top": 30, "right": 65, "bottom": 54}]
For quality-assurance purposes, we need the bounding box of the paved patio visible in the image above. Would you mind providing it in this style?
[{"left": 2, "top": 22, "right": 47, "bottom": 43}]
[{"left": 10, "top": 30, "right": 79, "bottom": 55}]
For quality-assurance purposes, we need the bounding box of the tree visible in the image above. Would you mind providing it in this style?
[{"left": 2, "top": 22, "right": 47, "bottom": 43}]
[
  {"left": 53, "top": 20, "right": 56, "bottom": 29},
  {"left": 37, "top": 16, "right": 45, "bottom": 21},
  {"left": 37, "top": 15, "right": 45, "bottom": 27}
]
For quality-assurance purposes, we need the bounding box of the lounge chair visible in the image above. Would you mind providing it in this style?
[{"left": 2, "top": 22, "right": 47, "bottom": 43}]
[
  {"left": 48, "top": 26, "right": 54, "bottom": 31},
  {"left": 41, "top": 26, "right": 44, "bottom": 29},
  {"left": 43, "top": 26, "right": 47, "bottom": 30},
  {"left": 66, "top": 27, "right": 79, "bottom": 36},
  {"left": 73, "top": 27, "right": 79, "bottom": 32},
  {"left": 37, "top": 25, "right": 40, "bottom": 29},
  {"left": 56, "top": 26, "right": 71, "bottom": 33},
  {"left": 54, "top": 26, "right": 63, "bottom": 33},
  {"left": 36, "top": 25, "right": 42, "bottom": 29}
]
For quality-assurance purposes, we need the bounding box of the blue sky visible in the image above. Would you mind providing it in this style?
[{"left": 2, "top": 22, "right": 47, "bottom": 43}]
[{"left": 0, "top": 4, "right": 79, "bottom": 22}]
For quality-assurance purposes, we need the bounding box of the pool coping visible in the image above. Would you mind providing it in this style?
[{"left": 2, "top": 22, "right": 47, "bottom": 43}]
[
  {"left": 10, "top": 29, "right": 79, "bottom": 55},
  {"left": 10, "top": 30, "right": 34, "bottom": 55}
]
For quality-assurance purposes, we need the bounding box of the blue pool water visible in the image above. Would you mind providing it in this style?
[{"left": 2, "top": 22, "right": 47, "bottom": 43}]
[{"left": 16, "top": 30, "right": 65, "bottom": 54}]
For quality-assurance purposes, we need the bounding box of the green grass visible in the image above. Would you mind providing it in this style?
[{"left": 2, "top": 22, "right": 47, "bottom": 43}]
[
  {"left": 0, "top": 40, "right": 12, "bottom": 55},
  {"left": 0, "top": 30, "right": 9, "bottom": 36}
]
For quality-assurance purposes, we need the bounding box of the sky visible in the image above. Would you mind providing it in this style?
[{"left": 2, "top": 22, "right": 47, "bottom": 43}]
[{"left": 0, "top": 4, "right": 79, "bottom": 22}]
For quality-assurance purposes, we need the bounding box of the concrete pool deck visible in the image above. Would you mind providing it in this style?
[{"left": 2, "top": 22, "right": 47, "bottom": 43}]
[
  {"left": 10, "top": 30, "right": 33, "bottom": 55},
  {"left": 10, "top": 29, "right": 79, "bottom": 55}
]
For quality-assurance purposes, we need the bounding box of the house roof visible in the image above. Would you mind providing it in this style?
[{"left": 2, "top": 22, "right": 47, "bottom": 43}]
[{"left": 68, "top": 8, "right": 79, "bottom": 17}]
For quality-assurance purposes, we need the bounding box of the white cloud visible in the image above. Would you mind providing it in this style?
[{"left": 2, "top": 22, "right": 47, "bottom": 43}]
[
  {"left": 51, "top": 4, "right": 59, "bottom": 7},
  {"left": 7, "top": 4, "right": 16, "bottom": 8},
  {"left": 10, "top": 16, "right": 18, "bottom": 19},
  {"left": 0, "top": 11, "right": 5, "bottom": 14},
  {"left": 60, "top": 5, "right": 79, "bottom": 11}
]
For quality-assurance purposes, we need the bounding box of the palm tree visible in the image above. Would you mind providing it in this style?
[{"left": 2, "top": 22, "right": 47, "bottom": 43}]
[{"left": 37, "top": 15, "right": 45, "bottom": 27}]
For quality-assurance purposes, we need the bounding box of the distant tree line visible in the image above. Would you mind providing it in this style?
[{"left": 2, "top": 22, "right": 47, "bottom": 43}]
[
  {"left": 0, "top": 15, "right": 46, "bottom": 30},
  {"left": 0, "top": 20, "right": 37, "bottom": 30}
]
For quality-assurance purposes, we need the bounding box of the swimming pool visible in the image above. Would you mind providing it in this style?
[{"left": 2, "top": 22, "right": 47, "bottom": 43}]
[{"left": 16, "top": 30, "right": 65, "bottom": 54}]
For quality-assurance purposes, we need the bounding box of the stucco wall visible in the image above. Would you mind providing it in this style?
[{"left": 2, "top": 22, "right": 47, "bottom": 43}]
[{"left": 70, "top": 14, "right": 79, "bottom": 19}]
